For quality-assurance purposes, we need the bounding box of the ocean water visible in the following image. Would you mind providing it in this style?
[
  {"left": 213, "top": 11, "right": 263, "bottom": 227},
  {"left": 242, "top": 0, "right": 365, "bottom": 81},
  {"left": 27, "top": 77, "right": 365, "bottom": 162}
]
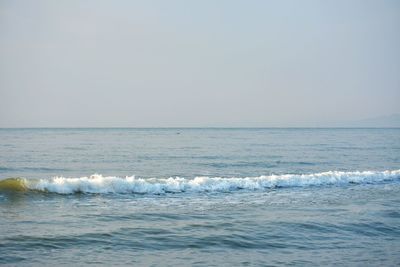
[{"left": 0, "top": 128, "right": 399, "bottom": 266}]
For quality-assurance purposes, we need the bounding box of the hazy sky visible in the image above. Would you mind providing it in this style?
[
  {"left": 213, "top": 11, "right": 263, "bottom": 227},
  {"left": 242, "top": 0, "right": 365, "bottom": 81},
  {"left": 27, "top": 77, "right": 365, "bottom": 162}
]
[{"left": 0, "top": 0, "right": 399, "bottom": 127}]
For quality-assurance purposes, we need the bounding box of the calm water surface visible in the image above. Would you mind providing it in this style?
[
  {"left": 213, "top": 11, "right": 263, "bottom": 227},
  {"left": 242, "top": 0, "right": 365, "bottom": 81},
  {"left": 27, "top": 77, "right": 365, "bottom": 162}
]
[{"left": 1, "top": 128, "right": 399, "bottom": 266}]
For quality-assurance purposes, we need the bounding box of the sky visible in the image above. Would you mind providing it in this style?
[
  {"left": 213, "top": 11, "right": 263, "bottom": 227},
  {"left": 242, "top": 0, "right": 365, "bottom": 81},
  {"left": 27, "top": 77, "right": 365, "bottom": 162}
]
[{"left": 0, "top": 0, "right": 399, "bottom": 127}]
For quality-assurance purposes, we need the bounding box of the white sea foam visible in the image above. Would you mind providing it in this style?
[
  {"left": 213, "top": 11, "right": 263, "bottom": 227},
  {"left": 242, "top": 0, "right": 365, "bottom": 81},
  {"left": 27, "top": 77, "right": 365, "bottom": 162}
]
[{"left": 21, "top": 169, "right": 400, "bottom": 194}]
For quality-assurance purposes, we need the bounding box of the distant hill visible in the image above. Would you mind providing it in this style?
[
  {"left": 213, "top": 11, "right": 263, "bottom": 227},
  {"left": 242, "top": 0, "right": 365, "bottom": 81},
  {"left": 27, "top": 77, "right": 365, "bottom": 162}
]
[{"left": 339, "top": 114, "right": 400, "bottom": 128}]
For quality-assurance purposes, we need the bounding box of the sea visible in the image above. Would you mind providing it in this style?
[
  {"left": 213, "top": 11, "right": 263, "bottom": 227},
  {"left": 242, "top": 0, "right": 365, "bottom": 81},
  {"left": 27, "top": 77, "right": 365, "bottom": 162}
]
[{"left": 0, "top": 128, "right": 399, "bottom": 266}]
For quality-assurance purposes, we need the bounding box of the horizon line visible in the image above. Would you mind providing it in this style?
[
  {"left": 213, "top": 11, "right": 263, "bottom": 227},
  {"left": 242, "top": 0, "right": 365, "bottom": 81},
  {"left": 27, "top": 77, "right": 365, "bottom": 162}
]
[{"left": 1, "top": 126, "right": 399, "bottom": 129}]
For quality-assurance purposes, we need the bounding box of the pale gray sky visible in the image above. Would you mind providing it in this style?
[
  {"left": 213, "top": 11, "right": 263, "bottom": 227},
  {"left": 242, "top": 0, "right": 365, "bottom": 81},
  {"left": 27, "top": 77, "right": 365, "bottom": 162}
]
[{"left": 0, "top": 0, "right": 399, "bottom": 127}]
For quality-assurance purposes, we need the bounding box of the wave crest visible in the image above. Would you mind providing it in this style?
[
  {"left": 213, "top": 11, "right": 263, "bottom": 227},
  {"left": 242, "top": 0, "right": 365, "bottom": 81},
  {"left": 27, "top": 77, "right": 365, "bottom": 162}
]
[{"left": 1, "top": 170, "right": 398, "bottom": 194}]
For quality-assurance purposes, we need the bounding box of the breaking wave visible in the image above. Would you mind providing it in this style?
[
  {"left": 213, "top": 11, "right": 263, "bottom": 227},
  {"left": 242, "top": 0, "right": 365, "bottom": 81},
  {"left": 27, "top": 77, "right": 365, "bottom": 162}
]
[{"left": 0, "top": 170, "right": 399, "bottom": 195}]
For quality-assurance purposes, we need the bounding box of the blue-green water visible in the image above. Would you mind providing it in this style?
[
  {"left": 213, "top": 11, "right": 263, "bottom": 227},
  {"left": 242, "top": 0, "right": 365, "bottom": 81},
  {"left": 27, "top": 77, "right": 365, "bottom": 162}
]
[{"left": 1, "top": 128, "right": 400, "bottom": 266}]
